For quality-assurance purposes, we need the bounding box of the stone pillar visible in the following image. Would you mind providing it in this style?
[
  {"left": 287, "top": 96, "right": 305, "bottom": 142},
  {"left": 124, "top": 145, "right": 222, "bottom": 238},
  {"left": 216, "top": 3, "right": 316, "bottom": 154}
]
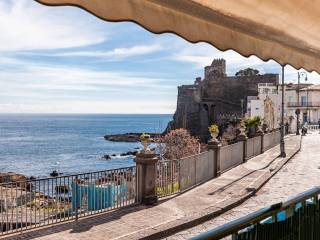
[
  {"left": 208, "top": 138, "right": 221, "bottom": 177},
  {"left": 135, "top": 152, "right": 159, "bottom": 205},
  {"left": 237, "top": 132, "right": 248, "bottom": 162},
  {"left": 255, "top": 127, "right": 264, "bottom": 154}
]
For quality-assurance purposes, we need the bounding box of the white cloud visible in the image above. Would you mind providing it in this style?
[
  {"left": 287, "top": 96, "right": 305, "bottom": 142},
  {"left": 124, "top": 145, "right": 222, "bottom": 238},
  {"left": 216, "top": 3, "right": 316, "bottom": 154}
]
[
  {"left": 0, "top": 63, "right": 174, "bottom": 90},
  {"left": 0, "top": 100, "right": 175, "bottom": 114},
  {"left": 52, "top": 44, "right": 164, "bottom": 59},
  {"left": 0, "top": 58, "right": 177, "bottom": 113},
  {"left": 170, "top": 42, "right": 320, "bottom": 82},
  {"left": 0, "top": 0, "right": 107, "bottom": 52}
]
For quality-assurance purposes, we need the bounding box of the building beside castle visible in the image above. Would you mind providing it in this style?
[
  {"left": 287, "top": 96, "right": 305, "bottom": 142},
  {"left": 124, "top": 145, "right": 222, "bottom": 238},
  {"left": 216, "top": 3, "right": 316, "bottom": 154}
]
[{"left": 166, "top": 59, "right": 279, "bottom": 140}]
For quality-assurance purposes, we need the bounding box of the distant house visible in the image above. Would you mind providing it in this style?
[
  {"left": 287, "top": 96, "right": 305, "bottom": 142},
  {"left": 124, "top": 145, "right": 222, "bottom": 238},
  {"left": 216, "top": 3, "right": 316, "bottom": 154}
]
[{"left": 287, "top": 84, "right": 320, "bottom": 126}]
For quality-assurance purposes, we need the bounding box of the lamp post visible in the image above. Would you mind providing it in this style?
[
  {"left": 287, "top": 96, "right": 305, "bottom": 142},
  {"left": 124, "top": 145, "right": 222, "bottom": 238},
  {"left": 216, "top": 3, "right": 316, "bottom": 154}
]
[
  {"left": 240, "top": 99, "right": 244, "bottom": 118},
  {"left": 296, "top": 71, "right": 308, "bottom": 134},
  {"left": 280, "top": 66, "right": 286, "bottom": 158},
  {"left": 307, "top": 86, "right": 311, "bottom": 124}
]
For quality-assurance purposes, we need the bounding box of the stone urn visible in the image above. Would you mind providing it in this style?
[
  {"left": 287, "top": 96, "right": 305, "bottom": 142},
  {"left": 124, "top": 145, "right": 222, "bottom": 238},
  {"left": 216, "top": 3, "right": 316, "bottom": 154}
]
[
  {"left": 140, "top": 133, "right": 152, "bottom": 153},
  {"left": 141, "top": 140, "right": 151, "bottom": 153},
  {"left": 210, "top": 132, "right": 218, "bottom": 140},
  {"left": 208, "top": 124, "right": 219, "bottom": 143}
]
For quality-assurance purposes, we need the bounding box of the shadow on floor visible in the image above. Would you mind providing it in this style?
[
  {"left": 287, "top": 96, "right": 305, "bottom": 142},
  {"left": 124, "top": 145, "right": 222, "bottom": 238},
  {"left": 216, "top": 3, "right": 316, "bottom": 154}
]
[{"left": 2, "top": 204, "right": 149, "bottom": 240}]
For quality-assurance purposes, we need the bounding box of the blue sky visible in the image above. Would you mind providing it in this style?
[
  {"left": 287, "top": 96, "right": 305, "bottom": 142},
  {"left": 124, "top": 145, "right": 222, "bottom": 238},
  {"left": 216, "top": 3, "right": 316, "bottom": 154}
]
[{"left": 1, "top": 0, "right": 320, "bottom": 114}]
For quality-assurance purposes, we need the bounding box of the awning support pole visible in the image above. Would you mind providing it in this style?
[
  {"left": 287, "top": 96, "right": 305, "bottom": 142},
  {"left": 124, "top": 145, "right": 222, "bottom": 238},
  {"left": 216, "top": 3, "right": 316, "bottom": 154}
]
[{"left": 280, "top": 65, "right": 286, "bottom": 158}]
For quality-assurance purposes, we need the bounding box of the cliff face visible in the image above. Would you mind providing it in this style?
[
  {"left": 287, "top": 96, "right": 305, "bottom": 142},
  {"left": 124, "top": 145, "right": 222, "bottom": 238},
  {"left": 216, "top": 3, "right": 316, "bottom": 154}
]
[{"left": 166, "top": 59, "right": 279, "bottom": 141}]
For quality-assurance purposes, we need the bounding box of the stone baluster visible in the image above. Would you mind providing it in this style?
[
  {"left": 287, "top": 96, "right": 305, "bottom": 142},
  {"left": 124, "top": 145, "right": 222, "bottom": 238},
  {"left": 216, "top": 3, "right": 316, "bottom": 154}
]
[
  {"left": 255, "top": 125, "right": 264, "bottom": 154},
  {"left": 237, "top": 131, "right": 248, "bottom": 163}
]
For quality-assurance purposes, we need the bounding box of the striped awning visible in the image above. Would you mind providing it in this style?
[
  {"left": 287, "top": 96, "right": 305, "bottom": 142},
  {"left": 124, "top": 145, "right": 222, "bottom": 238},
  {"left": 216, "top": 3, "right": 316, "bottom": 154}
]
[{"left": 35, "top": 0, "right": 320, "bottom": 73}]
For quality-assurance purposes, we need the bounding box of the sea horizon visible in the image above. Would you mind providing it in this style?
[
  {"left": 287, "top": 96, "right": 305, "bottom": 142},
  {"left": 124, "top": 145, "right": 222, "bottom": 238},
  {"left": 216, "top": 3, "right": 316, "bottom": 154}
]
[
  {"left": 0, "top": 114, "right": 172, "bottom": 178},
  {"left": 0, "top": 113, "right": 173, "bottom": 115}
]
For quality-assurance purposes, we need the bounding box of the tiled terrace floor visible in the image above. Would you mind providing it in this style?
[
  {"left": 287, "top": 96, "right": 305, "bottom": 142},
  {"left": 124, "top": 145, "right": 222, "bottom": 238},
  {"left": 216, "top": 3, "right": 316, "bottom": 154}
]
[
  {"left": 167, "top": 132, "right": 320, "bottom": 239},
  {"left": 4, "top": 134, "right": 301, "bottom": 240}
]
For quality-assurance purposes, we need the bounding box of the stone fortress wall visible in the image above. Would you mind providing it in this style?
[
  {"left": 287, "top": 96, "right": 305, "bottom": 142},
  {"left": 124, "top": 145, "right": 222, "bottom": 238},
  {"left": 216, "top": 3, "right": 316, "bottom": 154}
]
[{"left": 166, "top": 59, "right": 279, "bottom": 140}]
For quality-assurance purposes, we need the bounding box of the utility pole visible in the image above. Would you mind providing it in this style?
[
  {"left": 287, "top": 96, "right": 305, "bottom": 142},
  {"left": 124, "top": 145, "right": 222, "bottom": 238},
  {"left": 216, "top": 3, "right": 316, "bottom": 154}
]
[{"left": 280, "top": 66, "right": 286, "bottom": 158}]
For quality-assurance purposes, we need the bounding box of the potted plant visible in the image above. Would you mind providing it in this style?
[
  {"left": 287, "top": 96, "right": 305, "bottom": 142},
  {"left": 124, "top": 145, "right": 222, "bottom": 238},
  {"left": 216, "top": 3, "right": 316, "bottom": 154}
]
[
  {"left": 208, "top": 124, "right": 219, "bottom": 140},
  {"left": 245, "top": 116, "right": 262, "bottom": 137},
  {"left": 140, "top": 133, "right": 151, "bottom": 152}
]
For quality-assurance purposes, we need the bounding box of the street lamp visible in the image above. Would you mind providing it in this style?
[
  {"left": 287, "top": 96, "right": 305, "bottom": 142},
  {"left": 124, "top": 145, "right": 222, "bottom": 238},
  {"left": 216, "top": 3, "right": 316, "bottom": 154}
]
[
  {"left": 240, "top": 99, "right": 244, "bottom": 118},
  {"left": 280, "top": 66, "right": 286, "bottom": 158},
  {"left": 296, "top": 71, "right": 308, "bottom": 135}
]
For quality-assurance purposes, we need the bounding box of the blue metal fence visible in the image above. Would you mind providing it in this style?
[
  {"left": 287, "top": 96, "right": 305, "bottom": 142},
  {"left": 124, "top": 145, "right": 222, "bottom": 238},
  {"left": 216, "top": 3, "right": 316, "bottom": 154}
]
[{"left": 0, "top": 166, "right": 136, "bottom": 236}]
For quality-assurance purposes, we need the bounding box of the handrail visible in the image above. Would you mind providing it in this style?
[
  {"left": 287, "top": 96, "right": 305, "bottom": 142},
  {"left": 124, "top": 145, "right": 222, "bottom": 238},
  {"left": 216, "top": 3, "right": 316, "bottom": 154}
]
[
  {"left": 282, "top": 186, "right": 320, "bottom": 208},
  {"left": 0, "top": 165, "right": 136, "bottom": 184},
  {"left": 288, "top": 102, "right": 320, "bottom": 107},
  {"left": 191, "top": 203, "right": 282, "bottom": 240},
  {"left": 191, "top": 187, "right": 320, "bottom": 240}
]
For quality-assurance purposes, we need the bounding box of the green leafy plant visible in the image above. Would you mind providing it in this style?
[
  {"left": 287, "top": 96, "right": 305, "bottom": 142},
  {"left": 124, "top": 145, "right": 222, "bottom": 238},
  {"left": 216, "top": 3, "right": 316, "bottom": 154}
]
[{"left": 245, "top": 116, "right": 262, "bottom": 127}]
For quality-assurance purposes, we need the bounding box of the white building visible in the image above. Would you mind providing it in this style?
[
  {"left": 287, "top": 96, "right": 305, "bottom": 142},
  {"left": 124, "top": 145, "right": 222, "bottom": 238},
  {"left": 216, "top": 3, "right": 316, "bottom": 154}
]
[
  {"left": 247, "top": 81, "right": 320, "bottom": 132},
  {"left": 247, "top": 83, "right": 281, "bottom": 129},
  {"left": 287, "top": 84, "right": 320, "bottom": 127}
]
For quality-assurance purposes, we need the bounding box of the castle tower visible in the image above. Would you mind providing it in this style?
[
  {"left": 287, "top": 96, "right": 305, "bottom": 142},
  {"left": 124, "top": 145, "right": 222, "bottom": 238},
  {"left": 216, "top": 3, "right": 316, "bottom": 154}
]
[{"left": 204, "top": 58, "right": 227, "bottom": 79}]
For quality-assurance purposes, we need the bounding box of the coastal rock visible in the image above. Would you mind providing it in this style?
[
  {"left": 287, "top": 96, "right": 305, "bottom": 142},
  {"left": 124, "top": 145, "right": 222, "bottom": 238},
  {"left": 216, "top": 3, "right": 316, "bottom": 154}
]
[
  {"left": 0, "top": 172, "right": 32, "bottom": 190},
  {"left": 0, "top": 172, "right": 27, "bottom": 183},
  {"left": 117, "top": 151, "right": 139, "bottom": 157},
  {"left": 105, "top": 151, "right": 139, "bottom": 159},
  {"left": 104, "top": 133, "right": 159, "bottom": 143}
]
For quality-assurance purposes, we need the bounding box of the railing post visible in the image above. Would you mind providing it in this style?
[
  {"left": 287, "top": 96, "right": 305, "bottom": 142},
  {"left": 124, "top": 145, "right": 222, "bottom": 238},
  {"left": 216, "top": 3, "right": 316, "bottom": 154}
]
[
  {"left": 261, "top": 132, "right": 265, "bottom": 153},
  {"left": 237, "top": 132, "right": 248, "bottom": 163},
  {"left": 75, "top": 175, "right": 79, "bottom": 221},
  {"left": 208, "top": 138, "right": 221, "bottom": 177},
  {"left": 135, "top": 151, "right": 159, "bottom": 205}
]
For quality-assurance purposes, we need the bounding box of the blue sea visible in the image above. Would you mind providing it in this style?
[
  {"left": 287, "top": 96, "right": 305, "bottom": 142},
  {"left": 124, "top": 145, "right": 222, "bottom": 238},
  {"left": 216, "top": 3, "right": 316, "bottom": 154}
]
[{"left": 0, "top": 114, "right": 171, "bottom": 178}]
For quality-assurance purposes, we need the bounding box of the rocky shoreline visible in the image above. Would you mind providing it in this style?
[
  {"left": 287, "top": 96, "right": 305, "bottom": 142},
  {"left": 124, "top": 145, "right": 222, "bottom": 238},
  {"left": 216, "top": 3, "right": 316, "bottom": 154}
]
[{"left": 104, "top": 132, "right": 160, "bottom": 142}]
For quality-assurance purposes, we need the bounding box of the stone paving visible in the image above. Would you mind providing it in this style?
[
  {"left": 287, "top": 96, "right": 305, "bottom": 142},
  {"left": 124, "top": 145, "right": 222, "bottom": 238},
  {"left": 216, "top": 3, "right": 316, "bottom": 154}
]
[
  {"left": 3, "top": 134, "right": 301, "bottom": 240},
  {"left": 166, "top": 132, "right": 320, "bottom": 239}
]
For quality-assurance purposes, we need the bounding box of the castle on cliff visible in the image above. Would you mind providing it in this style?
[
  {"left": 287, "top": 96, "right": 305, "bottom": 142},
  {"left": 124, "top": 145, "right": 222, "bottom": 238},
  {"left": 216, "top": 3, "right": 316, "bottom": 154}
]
[{"left": 166, "top": 59, "right": 279, "bottom": 140}]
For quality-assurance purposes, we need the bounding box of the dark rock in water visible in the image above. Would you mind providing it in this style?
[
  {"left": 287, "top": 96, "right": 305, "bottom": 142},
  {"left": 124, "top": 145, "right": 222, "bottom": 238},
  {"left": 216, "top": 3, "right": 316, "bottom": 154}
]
[
  {"left": 104, "top": 154, "right": 111, "bottom": 160},
  {"left": 104, "top": 132, "right": 159, "bottom": 143},
  {"left": 50, "top": 170, "right": 60, "bottom": 177},
  {"left": 111, "top": 154, "right": 117, "bottom": 157},
  {"left": 120, "top": 151, "right": 138, "bottom": 157},
  {"left": 55, "top": 185, "right": 69, "bottom": 194},
  {"left": 134, "top": 147, "right": 140, "bottom": 150}
]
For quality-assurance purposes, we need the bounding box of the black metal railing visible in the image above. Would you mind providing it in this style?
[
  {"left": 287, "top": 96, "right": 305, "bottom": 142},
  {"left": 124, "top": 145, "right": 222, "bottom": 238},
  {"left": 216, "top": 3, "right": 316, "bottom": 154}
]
[
  {"left": 0, "top": 166, "right": 136, "bottom": 236},
  {"left": 156, "top": 160, "right": 180, "bottom": 197},
  {"left": 288, "top": 102, "right": 320, "bottom": 107},
  {"left": 192, "top": 187, "right": 320, "bottom": 240}
]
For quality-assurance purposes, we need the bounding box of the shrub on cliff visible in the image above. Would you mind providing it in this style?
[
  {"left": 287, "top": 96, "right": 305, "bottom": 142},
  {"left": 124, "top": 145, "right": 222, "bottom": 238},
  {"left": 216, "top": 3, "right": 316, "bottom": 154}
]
[{"left": 162, "top": 129, "right": 200, "bottom": 160}]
